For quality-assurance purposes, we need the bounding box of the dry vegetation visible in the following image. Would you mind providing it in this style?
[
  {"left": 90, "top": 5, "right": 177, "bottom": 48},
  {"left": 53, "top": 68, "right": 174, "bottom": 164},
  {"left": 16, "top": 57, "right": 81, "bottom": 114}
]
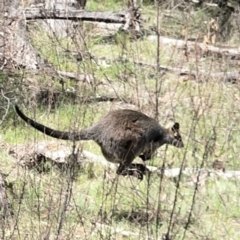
[{"left": 1, "top": 0, "right": 240, "bottom": 239}]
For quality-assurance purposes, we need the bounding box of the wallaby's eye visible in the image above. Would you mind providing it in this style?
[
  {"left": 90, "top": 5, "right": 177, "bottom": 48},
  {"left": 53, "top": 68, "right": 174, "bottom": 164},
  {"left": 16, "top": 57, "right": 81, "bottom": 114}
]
[
  {"left": 173, "top": 122, "right": 180, "bottom": 130},
  {"left": 171, "top": 123, "right": 179, "bottom": 133}
]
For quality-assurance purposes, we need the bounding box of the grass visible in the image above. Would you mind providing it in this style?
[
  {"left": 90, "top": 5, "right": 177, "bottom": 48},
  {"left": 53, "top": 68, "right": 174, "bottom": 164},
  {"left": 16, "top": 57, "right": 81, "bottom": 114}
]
[
  {"left": 1, "top": 1, "right": 240, "bottom": 239},
  {"left": 86, "top": 0, "right": 126, "bottom": 11},
  {"left": 2, "top": 81, "right": 240, "bottom": 239},
  {"left": 2, "top": 141, "right": 240, "bottom": 239}
]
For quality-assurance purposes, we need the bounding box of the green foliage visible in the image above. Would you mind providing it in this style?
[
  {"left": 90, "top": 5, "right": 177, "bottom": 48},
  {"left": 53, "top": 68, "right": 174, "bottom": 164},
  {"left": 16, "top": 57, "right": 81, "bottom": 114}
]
[{"left": 87, "top": 0, "right": 126, "bottom": 11}]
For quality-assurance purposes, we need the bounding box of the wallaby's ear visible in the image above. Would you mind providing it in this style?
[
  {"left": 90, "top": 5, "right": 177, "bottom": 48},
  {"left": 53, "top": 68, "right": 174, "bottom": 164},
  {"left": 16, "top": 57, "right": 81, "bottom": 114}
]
[{"left": 172, "top": 122, "right": 180, "bottom": 131}]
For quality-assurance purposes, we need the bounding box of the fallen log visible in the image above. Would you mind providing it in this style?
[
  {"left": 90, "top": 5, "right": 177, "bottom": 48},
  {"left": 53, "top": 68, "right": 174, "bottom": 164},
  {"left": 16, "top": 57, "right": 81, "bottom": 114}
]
[
  {"left": 9, "top": 141, "right": 240, "bottom": 184},
  {"left": 57, "top": 71, "right": 94, "bottom": 83},
  {"left": 9, "top": 141, "right": 116, "bottom": 169},
  {"left": 147, "top": 35, "right": 240, "bottom": 59},
  {"left": 25, "top": 8, "right": 135, "bottom": 24},
  {"left": 91, "top": 56, "right": 240, "bottom": 83},
  {"left": 23, "top": 2, "right": 142, "bottom": 33}
]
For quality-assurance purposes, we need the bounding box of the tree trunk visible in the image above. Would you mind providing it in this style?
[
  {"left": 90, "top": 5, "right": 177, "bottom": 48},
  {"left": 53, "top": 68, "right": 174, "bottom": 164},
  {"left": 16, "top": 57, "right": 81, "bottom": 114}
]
[
  {"left": 0, "top": 0, "right": 45, "bottom": 70},
  {"left": 0, "top": 173, "right": 10, "bottom": 218},
  {"left": 35, "top": 0, "right": 87, "bottom": 38}
]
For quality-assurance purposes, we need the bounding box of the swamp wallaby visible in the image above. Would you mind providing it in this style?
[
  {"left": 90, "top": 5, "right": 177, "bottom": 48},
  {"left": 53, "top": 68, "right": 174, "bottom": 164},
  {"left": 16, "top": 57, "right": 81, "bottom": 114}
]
[{"left": 15, "top": 105, "right": 184, "bottom": 179}]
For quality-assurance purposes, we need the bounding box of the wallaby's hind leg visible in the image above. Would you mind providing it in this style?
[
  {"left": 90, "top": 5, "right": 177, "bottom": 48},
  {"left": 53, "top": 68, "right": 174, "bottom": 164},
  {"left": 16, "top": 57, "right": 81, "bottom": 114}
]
[
  {"left": 117, "top": 164, "right": 143, "bottom": 180},
  {"left": 117, "top": 163, "right": 150, "bottom": 180},
  {"left": 129, "top": 163, "right": 150, "bottom": 175}
]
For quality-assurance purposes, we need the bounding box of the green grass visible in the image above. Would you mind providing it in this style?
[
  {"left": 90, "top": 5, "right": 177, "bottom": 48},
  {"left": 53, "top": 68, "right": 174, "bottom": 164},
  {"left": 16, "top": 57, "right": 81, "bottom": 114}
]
[
  {"left": 87, "top": 0, "right": 126, "bottom": 11},
  {"left": 2, "top": 79, "right": 240, "bottom": 239}
]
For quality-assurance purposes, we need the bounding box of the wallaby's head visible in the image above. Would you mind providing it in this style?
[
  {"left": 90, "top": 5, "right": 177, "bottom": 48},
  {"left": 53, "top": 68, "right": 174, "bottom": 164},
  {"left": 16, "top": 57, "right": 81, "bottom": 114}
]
[{"left": 167, "top": 122, "right": 184, "bottom": 148}]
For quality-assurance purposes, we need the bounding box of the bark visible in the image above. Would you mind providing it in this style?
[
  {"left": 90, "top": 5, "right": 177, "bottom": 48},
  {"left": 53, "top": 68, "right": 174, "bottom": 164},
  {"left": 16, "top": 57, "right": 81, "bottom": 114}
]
[
  {"left": 0, "top": 173, "right": 10, "bottom": 218},
  {"left": 0, "top": 3, "right": 45, "bottom": 70}
]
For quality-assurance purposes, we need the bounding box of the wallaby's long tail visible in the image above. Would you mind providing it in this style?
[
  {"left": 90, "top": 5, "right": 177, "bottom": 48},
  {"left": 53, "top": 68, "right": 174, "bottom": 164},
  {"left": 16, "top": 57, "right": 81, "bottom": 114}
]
[{"left": 15, "top": 105, "right": 88, "bottom": 141}]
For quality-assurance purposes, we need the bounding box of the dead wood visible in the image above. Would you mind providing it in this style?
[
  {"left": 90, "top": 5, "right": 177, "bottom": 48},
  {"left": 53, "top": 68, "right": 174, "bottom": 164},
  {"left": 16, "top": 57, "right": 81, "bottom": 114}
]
[
  {"left": 24, "top": 8, "right": 139, "bottom": 25},
  {"left": 57, "top": 71, "right": 94, "bottom": 83},
  {"left": 35, "top": 87, "right": 121, "bottom": 106},
  {"left": 77, "top": 94, "right": 119, "bottom": 103},
  {"left": 9, "top": 141, "right": 240, "bottom": 184},
  {"left": 147, "top": 35, "right": 240, "bottom": 59},
  {"left": 91, "top": 56, "right": 240, "bottom": 83},
  {"left": 8, "top": 141, "right": 115, "bottom": 170},
  {"left": 23, "top": 3, "right": 142, "bottom": 34}
]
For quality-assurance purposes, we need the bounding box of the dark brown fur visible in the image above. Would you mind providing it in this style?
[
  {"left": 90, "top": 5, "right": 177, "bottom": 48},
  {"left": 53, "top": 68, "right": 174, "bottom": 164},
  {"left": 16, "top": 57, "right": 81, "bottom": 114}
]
[{"left": 15, "top": 105, "right": 184, "bottom": 179}]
